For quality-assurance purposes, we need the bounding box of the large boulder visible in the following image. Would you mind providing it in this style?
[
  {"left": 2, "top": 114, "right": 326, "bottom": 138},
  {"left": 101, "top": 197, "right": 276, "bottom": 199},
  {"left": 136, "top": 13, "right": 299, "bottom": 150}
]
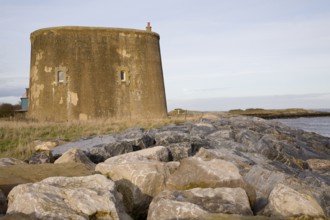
[
  {"left": 280, "top": 176, "right": 330, "bottom": 218},
  {"left": 52, "top": 128, "right": 155, "bottom": 163},
  {"left": 166, "top": 142, "right": 193, "bottom": 161},
  {"left": 153, "top": 130, "right": 190, "bottom": 145},
  {"left": 307, "top": 159, "right": 330, "bottom": 173},
  {"left": 96, "top": 141, "right": 135, "bottom": 161},
  {"left": 253, "top": 135, "right": 309, "bottom": 169},
  {"left": 0, "top": 158, "right": 26, "bottom": 166},
  {"left": 7, "top": 174, "right": 132, "bottom": 220},
  {"left": 95, "top": 146, "right": 171, "bottom": 219},
  {"left": 206, "top": 129, "right": 235, "bottom": 144},
  {"left": 148, "top": 124, "right": 190, "bottom": 136},
  {"left": 243, "top": 165, "right": 288, "bottom": 212},
  {"left": 126, "top": 145, "right": 170, "bottom": 162},
  {"left": 94, "top": 128, "right": 155, "bottom": 163},
  {"left": 244, "top": 164, "right": 330, "bottom": 216},
  {"left": 262, "top": 183, "right": 325, "bottom": 218},
  {"left": 54, "top": 148, "right": 95, "bottom": 169},
  {"left": 195, "top": 147, "right": 256, "bottom": 174},
  {"left": 148, "top": 194, "right": 207, "bottom": 220},
  {"left": 166, "top": 157, "right": 256, "bottom": 206},
  {"left": 96, "top": 146, "right": 171, "bottom": 165},
  {"left": 116, "top": 128, "right": 155, "bottom": 149},
  {"left": 147, "top": 187, "right": 252, "bottom": 220},
  {"left": 189, "top": 121, "right": 217, "bottom": 137},
  {"left": 28, "top": 151, "right": 54, "bottom": 164}
]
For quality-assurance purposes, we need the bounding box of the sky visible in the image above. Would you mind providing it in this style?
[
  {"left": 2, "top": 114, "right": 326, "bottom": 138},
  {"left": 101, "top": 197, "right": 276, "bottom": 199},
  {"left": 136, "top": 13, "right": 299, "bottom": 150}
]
[{"left": 0, "top": 0, "right": 330, "bottom": 111}]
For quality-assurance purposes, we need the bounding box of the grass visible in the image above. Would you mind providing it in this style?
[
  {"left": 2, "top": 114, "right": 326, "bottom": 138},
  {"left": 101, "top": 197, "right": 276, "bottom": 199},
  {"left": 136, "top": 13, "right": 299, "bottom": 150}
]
[
  {"left": 0, "top": 114, "right": 205, "bottom": 161},
  {"left": 0, "top": 163, "right": 95, "bottom": 196}
]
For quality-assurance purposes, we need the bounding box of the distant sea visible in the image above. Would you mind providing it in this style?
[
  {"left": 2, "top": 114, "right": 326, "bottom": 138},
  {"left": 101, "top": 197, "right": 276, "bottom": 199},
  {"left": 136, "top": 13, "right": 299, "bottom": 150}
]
[{"left": 274, "top": 110, "right": 330, "bottom": 138}]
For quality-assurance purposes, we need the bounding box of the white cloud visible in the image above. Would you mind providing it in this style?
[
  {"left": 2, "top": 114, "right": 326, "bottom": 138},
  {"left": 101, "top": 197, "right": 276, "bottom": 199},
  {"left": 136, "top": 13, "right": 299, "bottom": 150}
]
[{"left": 0, "top": 96, "right": 20, "bottom": 105}]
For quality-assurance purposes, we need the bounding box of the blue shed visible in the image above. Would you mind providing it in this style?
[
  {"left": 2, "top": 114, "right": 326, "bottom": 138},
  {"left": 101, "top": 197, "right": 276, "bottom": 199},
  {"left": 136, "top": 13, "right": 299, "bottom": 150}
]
[{"left": 20, "top": 97, "right": 28, "bottom": 111}]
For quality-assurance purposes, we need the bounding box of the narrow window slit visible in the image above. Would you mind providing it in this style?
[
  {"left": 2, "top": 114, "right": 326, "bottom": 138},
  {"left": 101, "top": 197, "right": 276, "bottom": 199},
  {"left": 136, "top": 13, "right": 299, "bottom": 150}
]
[
  {"left": 120, "top": 71, "right": 126, "bottom": 82},
  {"left": 58, "top": 71, "right": 65, "bottom": 83}
]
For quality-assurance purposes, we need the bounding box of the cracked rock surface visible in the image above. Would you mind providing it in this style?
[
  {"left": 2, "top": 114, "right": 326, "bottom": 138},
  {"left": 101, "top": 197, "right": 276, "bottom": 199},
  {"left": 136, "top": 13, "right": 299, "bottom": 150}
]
[
  {"left": 6, "top": 174, "right": 132, "bottom": 220},
  {"left": 3, "top": 115, "right": 330, "bottom": 219}
]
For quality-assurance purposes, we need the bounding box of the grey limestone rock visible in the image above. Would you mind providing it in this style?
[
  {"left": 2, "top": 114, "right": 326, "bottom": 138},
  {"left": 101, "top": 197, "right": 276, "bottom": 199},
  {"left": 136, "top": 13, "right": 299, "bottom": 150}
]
[
  {"left": 95, "top": 146, "right": 171, "bottom": 219},
  {"left": 262, "top": 183, "right": 325, "bottom": 218},
  {"left": 195, "top": 147, "right": 256, "bottom": 174},
  {"left": 54, "top": 148, "right": 96, "bottom": 169},
  {"left": 47, "top": 115, "right": 330, "bottom": 218},
  {"left": 149, "top": 124, "right": 190, "bottom": 134},
  {"left": 206, "top": 128, "right": 235, "bottom": 142},
  {"left": 189, "top": 121, "right": 217, "bottom": 137},
  {"left": 307, "top": 159, "right": 330, "bottom": 173},
  {"left": 148, "top": 187, "right": 253, "bottom": 220},
  {"left": 154, "top": 130, "right": 190, "bottom": 146},
  {"left": 148, "top": 195, "right": 207, "bottom": 220},
  {"left": 52, "top": 134, "right": 117, "bottom": 160},
  {"left": 118, "top": 128, "right": 155, "bottom": 149},
  {"left": 7, "top": 174, "right": 132, "bottom": 220},
  {"left": 99, "top": 145, "right": 171, "bottom": 163},
  {"left": 28, "top": 151, "right": 54, "bottom": 164},
  {"left": 52, "top": 128, "right": 155, "bottom": 163},
  {"left": 166, "top": 156, "right": 256, "bottom": 207},
  {"left": 167, "top": 142, "right": 193, "bottom": 161},
  {"left": 243, "top": 165, "right": 288, "bottom": 213}
]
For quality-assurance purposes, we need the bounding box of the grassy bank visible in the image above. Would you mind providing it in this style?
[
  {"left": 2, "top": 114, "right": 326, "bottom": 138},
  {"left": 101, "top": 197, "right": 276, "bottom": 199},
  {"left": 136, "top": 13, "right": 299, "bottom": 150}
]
[
  {"left": 2, "top": 107, "right": 325, "bottom": 161},
  {"left": 0, "top": 114, "right": 205, "bottom": 161}
]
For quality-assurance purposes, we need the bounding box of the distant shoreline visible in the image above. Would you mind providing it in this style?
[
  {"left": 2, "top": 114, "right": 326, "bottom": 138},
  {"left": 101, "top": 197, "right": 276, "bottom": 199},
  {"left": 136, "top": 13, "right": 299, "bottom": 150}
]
[
  {"left": 169, "top": 108, "right": 330, "bottom": 119},
  {"left": 226, "top": 108, "right": 330, "bottom": 119}
]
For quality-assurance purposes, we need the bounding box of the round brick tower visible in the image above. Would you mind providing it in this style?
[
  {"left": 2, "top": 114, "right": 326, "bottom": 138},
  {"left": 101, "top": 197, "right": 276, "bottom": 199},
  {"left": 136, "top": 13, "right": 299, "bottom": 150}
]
[{"left": 28, "top": 25, "right": 167, "bottom": 121}]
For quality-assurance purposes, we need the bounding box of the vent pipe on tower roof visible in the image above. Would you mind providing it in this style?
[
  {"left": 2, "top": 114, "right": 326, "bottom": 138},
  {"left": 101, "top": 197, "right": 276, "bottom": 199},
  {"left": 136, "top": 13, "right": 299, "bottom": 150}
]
[{"left": 146, "top": 22, "right": 152, "bottom": 32}]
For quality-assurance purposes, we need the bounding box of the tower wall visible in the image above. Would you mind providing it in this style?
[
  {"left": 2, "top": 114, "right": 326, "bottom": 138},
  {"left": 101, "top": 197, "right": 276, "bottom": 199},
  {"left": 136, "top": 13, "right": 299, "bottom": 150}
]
[{"left": 28, "top": 26, "right": 167, "bottom": 121}]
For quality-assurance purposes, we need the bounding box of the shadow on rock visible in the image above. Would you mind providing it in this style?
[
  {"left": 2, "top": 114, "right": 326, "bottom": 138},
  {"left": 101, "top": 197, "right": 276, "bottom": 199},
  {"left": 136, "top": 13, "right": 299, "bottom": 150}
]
[{"left": 116, "top": 179, "right": 152, "bottom": 220}]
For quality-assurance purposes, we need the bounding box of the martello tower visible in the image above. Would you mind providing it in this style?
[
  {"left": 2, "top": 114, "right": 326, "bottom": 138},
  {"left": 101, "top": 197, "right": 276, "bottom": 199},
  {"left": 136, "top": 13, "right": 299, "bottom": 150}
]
[{"left": 28, "top": 24, "right": 167, "bottom": 121}]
